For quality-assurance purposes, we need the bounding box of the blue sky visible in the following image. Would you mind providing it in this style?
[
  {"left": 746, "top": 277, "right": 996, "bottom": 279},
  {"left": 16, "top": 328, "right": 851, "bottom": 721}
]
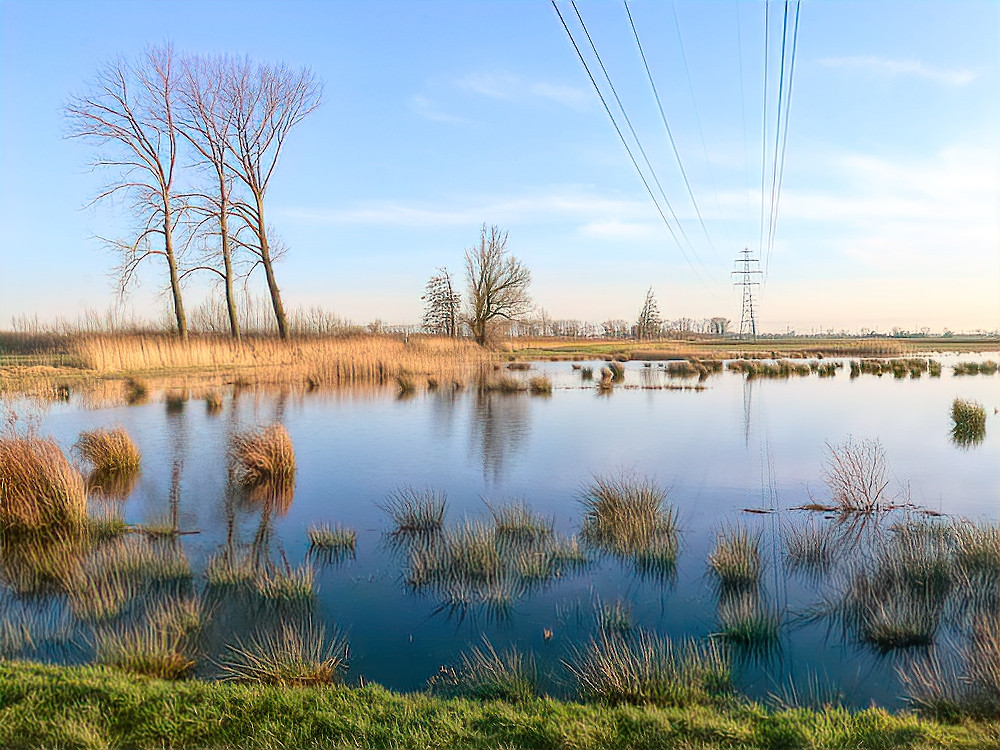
[{"left": 1, "top": 0, "right": 997, "bottom": 333}]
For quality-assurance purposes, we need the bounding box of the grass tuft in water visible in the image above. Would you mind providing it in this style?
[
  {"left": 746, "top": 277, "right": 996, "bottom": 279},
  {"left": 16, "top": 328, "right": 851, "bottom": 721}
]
[
  {"left": 256, "top": 565, "right": 315, "bottom": 604},
  {"left": 714, "top": 592, "right": 780, "bottom": 658},
  {"left": 784, "top": 521, "right": 837, "bottom": 576},
  {"left": 428, "top": 638, "right": 538, "bottom": 702},
  {"left": 75, "top": 428, "right": 141, "bottom": 477},
  {"left": 563, "top": 630, "right": 731, "bottom": 707},
  {"left": 0, "top": 435, "right": 86, "bottom": 534},
  {"left": 307, "top": 523, "right": 356, "bottom": 554},
  {"left": 380, "top": 487, "right": 447, "bottom": 535},
  {"left": 204, "top": 391, "right": 223, "bottom": 413},
  {"left": 485, "top": 499, "right": 552, "bottom": 541},
  {"left": 708, "top": 525, "right": 763, "bottom": 590},
  {"left": 229, "top": 424, "right": 296, "bottom": 487},
  {"left": 219, "top": 620, "right": 349, "bottom": 686},
  {"left": 528, "top": 375, "right": 552, "bottom": 395},
  {"left": 94, "top": 595, "right": 202, "bottom": 680},
  {"left": 950, "top": 398, "right": 986, "bottom": 447}
]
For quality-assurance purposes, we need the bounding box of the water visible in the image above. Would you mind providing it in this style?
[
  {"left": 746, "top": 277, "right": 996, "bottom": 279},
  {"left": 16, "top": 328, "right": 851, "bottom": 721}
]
[{"left": 3, "top": 355, "right": 997, "bottom": 706}]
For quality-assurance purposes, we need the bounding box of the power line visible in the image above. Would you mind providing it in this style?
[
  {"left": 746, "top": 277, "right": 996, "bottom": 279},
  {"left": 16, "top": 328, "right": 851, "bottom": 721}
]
[
  {"left": 569, "top": 2, "right": 707, "bottom": 273},
  {"left": 550, "top": 1, "right": 716, "bottom": 292},
  {"left": 623, "top": 0, "right": 718, "bottom": 261},
  {"left": 764, "top": 1, "right": 791, "bottom": 280}
]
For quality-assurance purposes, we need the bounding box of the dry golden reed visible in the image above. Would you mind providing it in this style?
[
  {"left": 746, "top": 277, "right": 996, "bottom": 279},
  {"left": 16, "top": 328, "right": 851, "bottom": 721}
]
[
  {"left": 230, "top": 424, "right": 296, "bottom": 487},
  {"left": 65, "top": 333, "right": 496, "bottom": 389},
  {"left": 75, "top": 428, "right": 141, "bottom": 476},
  {"left": 0, "top": 436, "right": 86, "bottom": 533}
]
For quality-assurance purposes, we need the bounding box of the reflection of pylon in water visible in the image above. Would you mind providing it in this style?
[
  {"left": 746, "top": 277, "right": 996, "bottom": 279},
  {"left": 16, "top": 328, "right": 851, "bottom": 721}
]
[{"left": 732, "top": 248, "right": 761, "bottom": 340}]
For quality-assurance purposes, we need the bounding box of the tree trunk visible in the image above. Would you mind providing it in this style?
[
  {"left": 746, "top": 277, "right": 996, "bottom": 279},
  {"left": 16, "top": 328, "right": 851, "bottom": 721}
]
[
  {"left": 162, "top": 201, "right": 187, "bottom": 339},
  {"left": 218, "top": 175, "right": 240, "bottom": 341},
  {"left": 255, "top": 195, "right": 288, "bottom": 339}
]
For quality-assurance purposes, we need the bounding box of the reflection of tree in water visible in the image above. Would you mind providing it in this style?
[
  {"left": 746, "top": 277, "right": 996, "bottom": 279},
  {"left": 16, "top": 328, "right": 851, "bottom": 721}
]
[
  {"left": 428, "top": 388, "right": 461, "bottom": 443},
  {"left": 470, "top": 390, "right": 531, "bottom": 483}
]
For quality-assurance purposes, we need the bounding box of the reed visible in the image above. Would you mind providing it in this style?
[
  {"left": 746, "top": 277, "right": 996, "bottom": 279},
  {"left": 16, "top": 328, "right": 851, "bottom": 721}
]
[
  {"left": 528, "top": 375, "right": 552, "bottom": 395},
  {"left": 581, "top": 366, "right": 593, "bottom": 381},
  {"left": 708, "top": 526, "right": 763, "bottom": 590},
  {"left": 506, "top": 362, "right": 531, "bottom": 371},
  {"left": 219, "top": 620, "right": 349, "bottom": 686},
  {"left": 950, "top": 398, "right": 986, "bottom": 447},
  {"left": 379, "top": 487, "right": 447, "bottom": 535},
  {"left": 229, "top": 424, "right": 296, "bottom": 487},
  {"left": 256, "top": 565, "right": 315, "bottom": 604},
  {"left": 485, "top": 499, "right": 552, "bottom": 541},
  {"left": 429, "top": 638, "right": 538, "bottom": 702},
  {"left": 714, "top": 593, "right": 780, "bottom": 656},
  {"left": 307, "top": 523, "right": 356, "bottom": 554},
  {"left": 580, "top": 473, "right": 679, "bottom": 575},
  {"left": 563, "top": 630, "right": 731, "bottom": 707},
  {"left": 595, "top": 597, "right": 633, "bottom": 637},
  {"left": 953, "top": 522, "right": 999, "bottom": 579},
  {"left": 94, "top": 596, "right": 201, "bottom": 680},
  {"left": 0, "top": 435, "right": 86, "bottom": 533},
  {"left": 953, "top": 360, "right": 998, "bottom": 376},
  {"left": 480, "top": 375, "right": 527, "bottom": 394},
  {"left": 62, "top": 333, "right": 496, "bottom": 388},
  {"left": 597, "top": 367, "right": 614, "bottom": 391},
  {"left": 608, "top": 361, "right": 625, "bottom": 382},
  {"left": 123, "top": 378, "right": 148, "bottom": 405},
  {"left": 74, "top": 428, "right": 141, "bottom": 477},
  {"left": 204, "top": 551, "right": 257, "bottom": 590}
]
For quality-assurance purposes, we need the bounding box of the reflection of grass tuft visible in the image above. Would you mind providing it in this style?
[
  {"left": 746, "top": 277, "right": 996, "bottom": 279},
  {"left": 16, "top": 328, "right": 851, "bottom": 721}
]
[{"left": 708, "top": 525, "right": 762, "bottom": 590}]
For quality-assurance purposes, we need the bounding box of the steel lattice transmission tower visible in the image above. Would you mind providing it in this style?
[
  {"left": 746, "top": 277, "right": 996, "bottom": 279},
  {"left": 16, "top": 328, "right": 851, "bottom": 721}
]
[{"left": 732, "top": 248, "right": 761, "bottom": 340}]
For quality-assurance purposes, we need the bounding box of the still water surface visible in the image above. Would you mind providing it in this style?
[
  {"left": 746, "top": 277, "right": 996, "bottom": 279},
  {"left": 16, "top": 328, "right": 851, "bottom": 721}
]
[{"left": 7, "top": 356, "right": 999, "bottom": 706}]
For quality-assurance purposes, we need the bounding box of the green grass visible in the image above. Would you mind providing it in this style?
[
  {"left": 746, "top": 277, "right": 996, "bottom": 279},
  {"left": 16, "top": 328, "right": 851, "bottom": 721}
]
[
  {"left": 219, "top": 620, "right": 349, "bottom": 687},
  {"left": 485, "top": 499, "right": 552, "bottom": 540},
  {"left": 306, "top": 523, "right": 357, "bottom": 553},
  {"left": 429, "top": 638, "right": 538, "bottom": 702},
  {"left": 0, "top": 660, "right": 997, "bottom": 749}
]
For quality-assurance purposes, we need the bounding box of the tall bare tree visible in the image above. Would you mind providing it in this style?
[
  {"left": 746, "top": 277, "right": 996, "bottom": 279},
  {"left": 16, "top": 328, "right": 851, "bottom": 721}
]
[
  {"left": 421, "top": 267, "right": 461, "bottom": 336},
  {"left": 223, "top": 58, "right": 322, "bottom": 339},
  {"left": 635, "top": 287, "right": 662, "bottom": 341},
  {"left": 464, "top": 225, "right": 532, "bottom": 346},
  {"left": 176, "top": 54, "right": 242, "bottom": 340},
  {"left": 66, "top": 45, "right": 189, "bottom": 337}
]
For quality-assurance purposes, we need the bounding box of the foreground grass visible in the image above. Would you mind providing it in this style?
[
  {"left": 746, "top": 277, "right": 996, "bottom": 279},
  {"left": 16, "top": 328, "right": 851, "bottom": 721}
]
[{"left": 0, "top": 661, "right": 997, "bottom": 749}]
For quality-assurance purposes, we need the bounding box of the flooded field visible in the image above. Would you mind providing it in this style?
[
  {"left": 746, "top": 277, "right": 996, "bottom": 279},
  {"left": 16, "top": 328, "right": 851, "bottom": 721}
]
[{"left": 1, "top": 354, "right": 997, "bottom": 709}]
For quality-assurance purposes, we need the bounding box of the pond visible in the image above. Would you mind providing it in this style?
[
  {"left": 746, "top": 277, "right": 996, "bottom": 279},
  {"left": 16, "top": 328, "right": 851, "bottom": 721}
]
[{"left": 2, "top": 354, "right": 997, "bottom": 708}]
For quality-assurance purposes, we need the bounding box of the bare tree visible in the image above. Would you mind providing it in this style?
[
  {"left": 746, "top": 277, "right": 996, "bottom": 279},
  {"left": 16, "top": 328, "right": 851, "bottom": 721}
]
[
  {"left": 176, "top": 54, "right": 243, "bottom": 340},
  {"left": 222, "top": 58, "right": 322, "bottom": 339},
  {"left": 709, "top": 317, "right": 731, "bottom": 336},
  {"left": 66, "top": 45, "right": 189, "bottom": 338},
  {"left": 421, "top": 267, "right": 461, "bottom": 336},
  {"left": 635, "top": 287, "right": 662, "bottom": 341},
  {"left": 464, "top": 225, "right": 532, "bottom": 346}
]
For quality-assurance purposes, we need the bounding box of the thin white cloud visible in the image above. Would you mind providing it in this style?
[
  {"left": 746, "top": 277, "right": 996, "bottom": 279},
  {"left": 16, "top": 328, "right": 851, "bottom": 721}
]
[
  {"left": 579, "top": 220, "right": 658, "bottom": 240},
  {"left": 282, "top": 189, "right": 651, "bottom": 228},
  {"left": 457, "top": 72, "right": 589, "bottom": 108},
  {"left": 410, "top": 95, "right": 470, "bottom": 124},
  {"left": 819, "top": 56, "right": 976, "bottom": 86}
]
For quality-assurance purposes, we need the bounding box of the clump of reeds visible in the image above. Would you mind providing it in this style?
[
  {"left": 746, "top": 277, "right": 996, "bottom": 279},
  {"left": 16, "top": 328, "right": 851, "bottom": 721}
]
[
  {"left": 580, "top": 473, "right": 678, "bottom": 577},
  {"left": 0, "top": 435, "right": 86, "bottom": 533},
  {"left": 950, "top": 398, "right": 986, "bottom": 447},
  {"left": 822, "top": 436, "right": 890, "bottom": 512},
  {"left": 953, "top": 522, "right": 999, "bottom": 580},
  {"left": 953, "top": 360, "right": 999, "bottom": 376},
  {"left": 597, "top": 367, "right": 614, "bottom": 391},
  {"left": 528, "top": 376, "right": 552, "bottom": 395},
  {"left": 608, "top": 361, "right": 625, "bottom": 382},
  {"left": 395, "top": 372, "right": 416, "bottom": 396},
  {"left": 75, "top": 427, "right": 141, "bottom": 477},
  {"left": 429, "top": 638, "right": 538, "bottom": 702},
  {"left": 219, "top": 620, "right": 349, "bottom": 686},
  {"left": 229, "top": 424, "right": 296, "bottom": 487},
  {"left": 708, "top": 525, "right": 763, "bottom": 590},
  {"left": 379, "top": 487, "right": 447, "bottom": 535},
  {"left": 307, "top": 523, "right": 356, "bottom": 556},
  {"left": 485, "top": 499, "right": 552, "bottom": 541},
  {"left": 204, "top": 391, "right": 223, "bottom": 413},
  {"left": 480, "top": 376, "right": 527, "bottom": 394},
  {"left": 564, "top": 631, "right": 731, "bottom": 707},
  {"left": 506, "top": 362, "right": 531, "bottom": 371},
  {"left": 257, "top": 565, "right": 315, "bottom": 604},
  {"left": 581, "top": 366, "right": 594, "bottom": 381},
  {"left": 165, "top": 392, "right": 186, "bottom": 412}
]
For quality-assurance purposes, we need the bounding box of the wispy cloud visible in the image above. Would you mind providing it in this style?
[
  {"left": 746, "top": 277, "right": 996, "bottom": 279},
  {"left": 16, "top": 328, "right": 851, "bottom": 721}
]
[
  {"left": 282, "top": 189, "right": 649, "bottom": 228},
  {"left": 819, "top": 56, "right": 976, "bottom": 86},
  {"left": 457, "top": 72, "right": 589, "bottom": 108},
  {"left": 409, "top": 95, "right": 469, "bottom": 124}
]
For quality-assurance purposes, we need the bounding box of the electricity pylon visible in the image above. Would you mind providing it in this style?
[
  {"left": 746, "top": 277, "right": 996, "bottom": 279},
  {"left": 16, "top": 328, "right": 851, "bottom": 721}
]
[{"left": 732, "top": 248, "right": 761, "bottom": 341}]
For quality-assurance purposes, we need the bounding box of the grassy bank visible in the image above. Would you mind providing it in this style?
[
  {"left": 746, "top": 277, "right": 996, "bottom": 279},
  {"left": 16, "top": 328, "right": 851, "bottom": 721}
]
[{"left": 0, "top": 660, "right": 997, "bottom": 750}]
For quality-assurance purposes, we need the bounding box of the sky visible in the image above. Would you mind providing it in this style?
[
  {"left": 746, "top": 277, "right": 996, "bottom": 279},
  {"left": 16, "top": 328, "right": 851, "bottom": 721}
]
[{"left": 1, "top": 0, "right": 998, "bottom": 334}]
